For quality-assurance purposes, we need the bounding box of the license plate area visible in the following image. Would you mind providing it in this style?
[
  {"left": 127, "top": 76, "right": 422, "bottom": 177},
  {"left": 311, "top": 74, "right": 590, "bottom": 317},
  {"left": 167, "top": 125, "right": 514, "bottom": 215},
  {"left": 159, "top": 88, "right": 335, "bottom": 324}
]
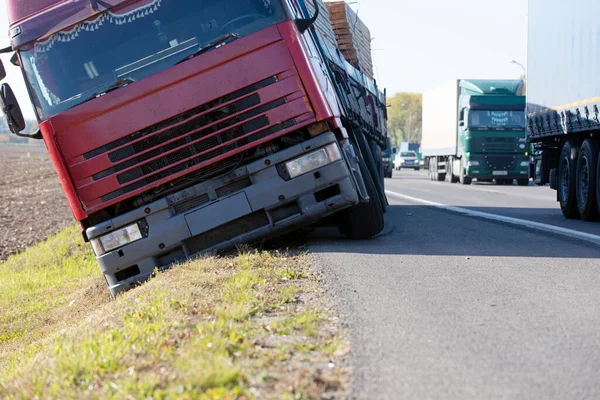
[
  {"left": 493, "top": 171, "right": 509, "bottom": 176},
  {"left": 185, "top": 192, "right": 252, "bottom": 236}
]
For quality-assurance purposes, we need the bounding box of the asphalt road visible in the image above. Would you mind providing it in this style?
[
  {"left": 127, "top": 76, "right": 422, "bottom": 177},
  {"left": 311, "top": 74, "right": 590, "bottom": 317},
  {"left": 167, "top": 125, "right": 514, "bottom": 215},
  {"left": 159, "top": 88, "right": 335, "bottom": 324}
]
[{"left": 310, "top": 170, "right": 600, "bottom": 400}]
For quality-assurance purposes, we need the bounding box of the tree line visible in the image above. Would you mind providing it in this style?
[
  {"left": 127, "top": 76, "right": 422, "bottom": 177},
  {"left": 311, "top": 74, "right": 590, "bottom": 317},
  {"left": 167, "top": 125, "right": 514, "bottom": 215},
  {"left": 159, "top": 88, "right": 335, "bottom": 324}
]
[{"left": 386, "top": 92, "right": 422, "bottom": 148}]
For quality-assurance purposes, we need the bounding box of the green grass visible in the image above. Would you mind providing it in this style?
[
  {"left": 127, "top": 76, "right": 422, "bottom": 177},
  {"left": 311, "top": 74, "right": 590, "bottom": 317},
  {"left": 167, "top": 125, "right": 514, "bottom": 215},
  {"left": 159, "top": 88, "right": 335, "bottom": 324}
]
[{"left": 0, "top": 228, "right": 348, "bottom": 399}]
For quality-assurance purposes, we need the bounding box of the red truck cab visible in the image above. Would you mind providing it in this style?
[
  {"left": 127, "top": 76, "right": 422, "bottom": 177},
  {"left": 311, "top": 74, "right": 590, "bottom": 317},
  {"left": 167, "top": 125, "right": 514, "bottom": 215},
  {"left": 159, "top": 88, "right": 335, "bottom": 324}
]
[{"left": 1, "top": 0, "right": 387, "bottom": 296}]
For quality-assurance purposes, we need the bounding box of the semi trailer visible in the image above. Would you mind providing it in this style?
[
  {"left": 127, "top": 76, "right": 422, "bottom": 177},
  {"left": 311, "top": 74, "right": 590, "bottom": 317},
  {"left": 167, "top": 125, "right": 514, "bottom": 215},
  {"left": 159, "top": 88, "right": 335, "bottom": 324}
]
[
  {"left": 422, "top": 79, "right": 530, "bottom": 185},
  {"left": 0, "top": 0, "right": 388, "bottom": 296},
  {"left": 527, "top": 0, "right": 600, "bottom": 221}
]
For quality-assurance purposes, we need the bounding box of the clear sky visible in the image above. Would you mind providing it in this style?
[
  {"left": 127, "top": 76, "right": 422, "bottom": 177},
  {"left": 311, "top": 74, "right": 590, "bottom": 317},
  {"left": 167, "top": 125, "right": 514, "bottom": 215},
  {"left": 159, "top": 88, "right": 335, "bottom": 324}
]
[{"left": 0, "top": 0, "right": 527, "bottom": 118}]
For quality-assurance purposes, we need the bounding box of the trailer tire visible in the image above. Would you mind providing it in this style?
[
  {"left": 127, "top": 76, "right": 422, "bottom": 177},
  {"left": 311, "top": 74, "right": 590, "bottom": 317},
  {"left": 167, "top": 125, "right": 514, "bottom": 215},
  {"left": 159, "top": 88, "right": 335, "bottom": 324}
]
[
  {"left": 337, "top": 161, "right": 385, "bottom": 240},
  {"left": 446, "top": 158, "right": 458, "bottom": 183},
  {"left": 576, "top": 139, "right": 599, "bottom": 221},
  {"left": 558, "top": 140, "right": 580, "bottom": 219}
]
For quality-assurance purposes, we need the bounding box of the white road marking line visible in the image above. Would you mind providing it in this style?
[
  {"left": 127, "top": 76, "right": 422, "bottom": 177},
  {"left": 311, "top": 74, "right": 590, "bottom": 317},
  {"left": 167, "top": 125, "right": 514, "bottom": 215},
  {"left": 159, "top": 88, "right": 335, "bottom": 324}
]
[{"left": 386, "top": 190, "right": 600, "bottom": 246}]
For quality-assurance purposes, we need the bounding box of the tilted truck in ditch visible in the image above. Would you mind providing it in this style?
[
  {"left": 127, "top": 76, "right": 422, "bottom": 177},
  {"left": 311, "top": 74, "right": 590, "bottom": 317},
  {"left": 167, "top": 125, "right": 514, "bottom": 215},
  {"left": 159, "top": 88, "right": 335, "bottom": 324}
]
[
  {"left": 527, "top": 0, "right": 600, "bottom": 221},
  {"left": 422, "top": 79, "right": 530, "bottom": 185},
  {"left": 0, "top": 0, "right": 388, "bottom": 296}
]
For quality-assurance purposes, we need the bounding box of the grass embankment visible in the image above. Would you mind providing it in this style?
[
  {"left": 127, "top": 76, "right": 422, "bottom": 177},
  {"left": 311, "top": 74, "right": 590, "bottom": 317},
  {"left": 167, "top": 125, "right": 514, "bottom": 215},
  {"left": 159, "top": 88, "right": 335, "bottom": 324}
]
[{"left": 0, "top": 227, "right": 348, "bottom": 399}]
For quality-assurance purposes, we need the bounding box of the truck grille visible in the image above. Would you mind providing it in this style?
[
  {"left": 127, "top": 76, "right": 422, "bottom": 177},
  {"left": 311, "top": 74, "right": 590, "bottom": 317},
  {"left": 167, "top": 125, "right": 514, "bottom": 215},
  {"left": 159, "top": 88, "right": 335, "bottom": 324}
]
[
  {"left": 82, "top": 76, "right": 299, "bottom": 203},
  {"left": 484, "top": 155, "right": 517, "bottom": 170},
  {"left": 471, "top": 137, "right": 519, "bottom": 151}
]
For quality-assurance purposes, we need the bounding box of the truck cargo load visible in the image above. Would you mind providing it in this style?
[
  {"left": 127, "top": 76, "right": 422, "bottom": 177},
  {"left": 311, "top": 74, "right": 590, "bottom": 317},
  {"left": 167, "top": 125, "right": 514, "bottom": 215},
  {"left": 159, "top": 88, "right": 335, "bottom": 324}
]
[
  {"left": 527, "top": 0, "right": 600, "bottom": 221},
  {"left": 305, "top": 0, "right": 373, "bottom": 79},
  {"left": 422, "top": 79, "right": 529, "bottom": 185}
]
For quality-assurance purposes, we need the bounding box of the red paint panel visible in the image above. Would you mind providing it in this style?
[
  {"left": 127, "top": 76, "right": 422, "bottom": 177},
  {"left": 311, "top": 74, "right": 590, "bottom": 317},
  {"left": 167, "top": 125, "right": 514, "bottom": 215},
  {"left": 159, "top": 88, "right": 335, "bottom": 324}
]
[
  {"left": 77, "top": 98, "right": 312, "bottom": 204},
  {"left": 84, "top": 116, "right": 315, "bottom": 212},
  {"left": 68, "top": 75, "right": 304, "bottom": 183},
  {"left": 277, "top": 22, "right": 334, "bottom": 122},
  {"left": 39, "top": 120, "right": 87, "bottom": 221},
  {"left": 54, "top": 30, "right": 287, "bottom": 161}
]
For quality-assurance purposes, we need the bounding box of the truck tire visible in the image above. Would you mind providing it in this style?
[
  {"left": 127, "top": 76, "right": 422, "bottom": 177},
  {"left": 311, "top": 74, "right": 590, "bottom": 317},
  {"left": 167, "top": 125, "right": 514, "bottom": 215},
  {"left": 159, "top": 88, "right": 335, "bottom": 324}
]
[
  {"left": 558, "top": 140, "right": 580, "bottom": 219},
  {"left": 337, "top": 161, "right": 385, "bottom": 239},
  {"left": 576, "top": 139, "right": 599, "bottom": 221},
  {"left": 445, "top": 158, "right": 458, "bottom": 183},
  {"left": 459, "top": 158, "right": 472, "bottom": 185}
]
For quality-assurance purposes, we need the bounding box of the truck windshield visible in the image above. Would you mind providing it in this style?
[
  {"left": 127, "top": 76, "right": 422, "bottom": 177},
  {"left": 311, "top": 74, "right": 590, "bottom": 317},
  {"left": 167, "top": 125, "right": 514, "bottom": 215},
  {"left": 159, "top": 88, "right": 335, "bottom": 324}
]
[
  {"left": 19, "top": 0, "right": 287, "bottom": 120},
  {"left": 469, "top": 110, "right": 526, "bottom": 129}
]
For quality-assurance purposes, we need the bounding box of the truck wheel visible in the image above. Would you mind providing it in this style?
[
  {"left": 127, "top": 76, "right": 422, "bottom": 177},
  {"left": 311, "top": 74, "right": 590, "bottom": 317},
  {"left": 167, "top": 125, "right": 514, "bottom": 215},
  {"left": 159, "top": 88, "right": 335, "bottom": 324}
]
[
  {"left": 576, "top": 139, "right": 599, "bottom": 221},
  {"left": 558, "top": 140, "right": 580, "bottom": 219},
  {"left": 517, "top": 179, "right": 530, "bottom": 186},
  {"left": 337, "top": 161, "right": 385, "bottom": 239},
  {"left": 446, "top": 158, "right": 458, "bottom": 183},
  {"left": 459, "top": 158, "right": 472, "bottom": 185}
]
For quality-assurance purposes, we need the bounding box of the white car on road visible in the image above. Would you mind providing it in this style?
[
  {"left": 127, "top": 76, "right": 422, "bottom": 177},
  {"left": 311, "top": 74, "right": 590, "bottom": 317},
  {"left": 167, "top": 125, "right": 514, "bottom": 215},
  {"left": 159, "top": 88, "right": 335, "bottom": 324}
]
[{"left": 394, "top": 151, "right": 420, "bottom": 171}]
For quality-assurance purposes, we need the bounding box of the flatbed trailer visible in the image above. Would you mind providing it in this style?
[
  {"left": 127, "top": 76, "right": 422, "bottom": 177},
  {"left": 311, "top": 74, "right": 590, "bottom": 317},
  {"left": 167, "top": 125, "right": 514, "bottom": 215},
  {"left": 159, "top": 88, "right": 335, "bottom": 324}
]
[{"left": 527, "top": 0, "right": 600, "bottom": 221}]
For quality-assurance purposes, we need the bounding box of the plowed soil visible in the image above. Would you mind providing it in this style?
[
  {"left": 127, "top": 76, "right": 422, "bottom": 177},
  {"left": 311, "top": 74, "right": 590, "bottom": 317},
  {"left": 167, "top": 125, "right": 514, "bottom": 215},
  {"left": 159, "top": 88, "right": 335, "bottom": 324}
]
[{"left": 0, "top": 145, "right": 73, "bottom": 261}]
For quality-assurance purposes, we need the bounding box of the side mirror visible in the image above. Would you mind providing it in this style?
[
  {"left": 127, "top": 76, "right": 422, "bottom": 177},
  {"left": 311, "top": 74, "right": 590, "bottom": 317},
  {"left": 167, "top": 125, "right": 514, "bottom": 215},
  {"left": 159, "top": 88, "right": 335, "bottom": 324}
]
[
  {"left": 0, "top": 83, "right": 41, "bottom": 139},
  {"left": 0, "top": 83, "right": 26, "bottom": 133},
  {"left": 0, "top": 60, "right": 5, "bottom": 81},
  {"left": 296, "top": 0, "right": 319, "bottom": 33}
]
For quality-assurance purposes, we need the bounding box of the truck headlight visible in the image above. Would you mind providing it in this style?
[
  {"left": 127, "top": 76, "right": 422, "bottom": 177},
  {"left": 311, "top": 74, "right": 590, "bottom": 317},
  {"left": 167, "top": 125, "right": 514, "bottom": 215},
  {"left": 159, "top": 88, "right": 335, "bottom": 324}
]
[
  {"left": 91, "top": 222, "right": 144, "bottom": 256},
  {"left": 285, "top": 143, "right": 342, "bottom": 179},
  {"left": 382, "top": 157, "right": 390, "bottom": 162},
  {"left": 468, "top": 161, "right": 480, "bottom": 167}
]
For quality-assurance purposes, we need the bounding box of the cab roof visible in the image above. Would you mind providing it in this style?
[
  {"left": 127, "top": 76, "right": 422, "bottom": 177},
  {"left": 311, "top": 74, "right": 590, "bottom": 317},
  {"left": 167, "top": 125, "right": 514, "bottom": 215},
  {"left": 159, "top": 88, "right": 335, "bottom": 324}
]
[{"left": 5, "top": 0, "right": 132, "bottom": 48}]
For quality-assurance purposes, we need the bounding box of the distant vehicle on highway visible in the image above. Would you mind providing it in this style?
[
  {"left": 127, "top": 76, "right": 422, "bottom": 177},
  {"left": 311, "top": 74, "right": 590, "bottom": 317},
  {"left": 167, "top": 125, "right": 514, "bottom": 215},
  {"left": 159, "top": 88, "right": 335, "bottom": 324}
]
[
  {"left": 382, "top": 137, "right": 395, "bottom": 178},
  {"left": 395, "top": 151, "right": 421, "bottom": 171},
  {"left": 422, "top": 79, "right": 530, "bottom": 186},
  {"left": 528, "top": 0, "right": 600, "bottom": 221}
]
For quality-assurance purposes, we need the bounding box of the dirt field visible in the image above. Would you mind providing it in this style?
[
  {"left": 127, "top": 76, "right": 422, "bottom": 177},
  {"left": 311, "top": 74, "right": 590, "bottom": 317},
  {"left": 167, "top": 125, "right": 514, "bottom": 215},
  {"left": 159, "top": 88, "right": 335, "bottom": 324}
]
[{"left": 0, "top": 145, "right": 73, "bottom": 261}]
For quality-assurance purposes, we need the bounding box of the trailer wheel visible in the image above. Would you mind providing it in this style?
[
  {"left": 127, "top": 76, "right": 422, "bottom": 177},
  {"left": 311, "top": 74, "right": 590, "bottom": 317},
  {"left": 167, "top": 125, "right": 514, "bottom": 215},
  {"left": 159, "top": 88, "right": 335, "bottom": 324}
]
[
  {"left": 576, "top": 139, "right": 599, "bottom": 221},
  {"left": 446, "top": 158, "right": 459, "bottom": 183},
  {"left": 337, "top": 160, "right": 385, "bottom": 239},
  {"left": 558, "top": 140, "right": 580, "bottom": 219}
]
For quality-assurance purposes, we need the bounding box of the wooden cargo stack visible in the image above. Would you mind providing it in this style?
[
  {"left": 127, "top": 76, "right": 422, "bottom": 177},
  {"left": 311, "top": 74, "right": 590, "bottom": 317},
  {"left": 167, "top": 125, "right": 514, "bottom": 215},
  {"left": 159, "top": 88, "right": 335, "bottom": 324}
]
[
  {"left": 325, "top": 1, "right": 374, "bottom": 79},
  {"left": 305, "top": 0, "right": 338, "bottom": 50},
  {"left": 304, "top": 0, "right": 374, "bottom": 80}
]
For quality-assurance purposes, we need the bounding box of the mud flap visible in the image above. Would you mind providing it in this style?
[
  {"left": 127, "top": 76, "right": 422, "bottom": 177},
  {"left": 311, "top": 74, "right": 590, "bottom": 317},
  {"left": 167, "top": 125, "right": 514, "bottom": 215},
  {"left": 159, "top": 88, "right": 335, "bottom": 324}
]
[{"left": 341, "top": 140, "right": 370, "bottom": 203}]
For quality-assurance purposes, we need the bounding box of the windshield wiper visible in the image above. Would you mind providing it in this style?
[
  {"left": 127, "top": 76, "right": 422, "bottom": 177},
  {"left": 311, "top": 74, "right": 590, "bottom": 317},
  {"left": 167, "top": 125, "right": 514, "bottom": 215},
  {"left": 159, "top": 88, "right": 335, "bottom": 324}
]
[
  {"left": 82, "top": 77, "right": 135, "bottom": 104},
  {"left": 176, "top": 33, "right": 240, "bottom": 65}
]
